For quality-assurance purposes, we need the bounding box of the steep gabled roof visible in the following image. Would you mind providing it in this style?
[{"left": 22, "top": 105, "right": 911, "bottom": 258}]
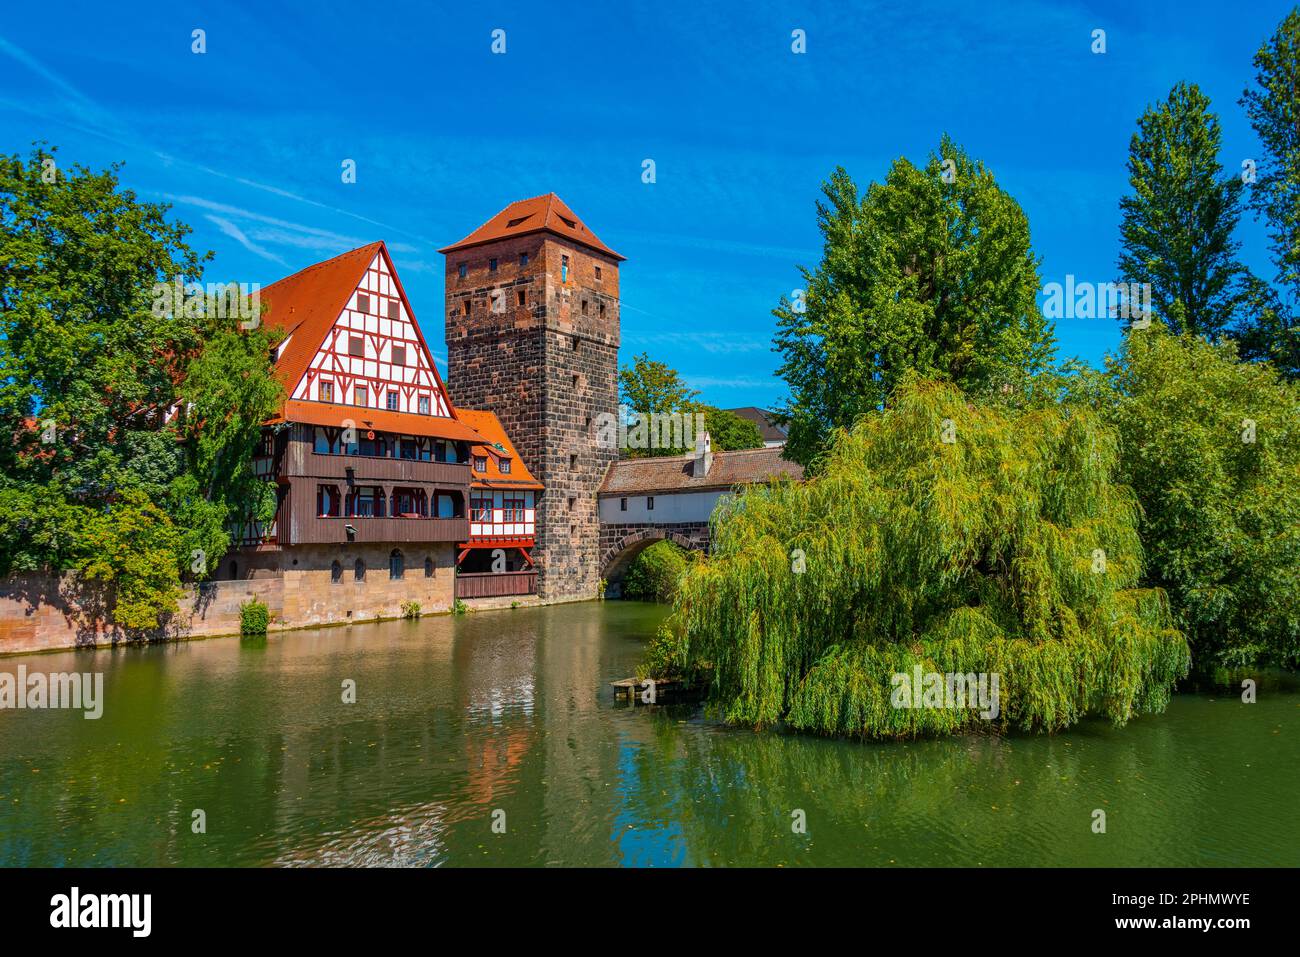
[
  {"left": 268, "top": 399, "right": 485, "bottom": 443},
  {"left": 259, "top": 242, "right": 382, "bottom": 392},
  {"left": 456, "top": 408, "right": 544, "bottom": 490},
  {"left": 438, "top": 193, "right": 624, "bottom": 261}
]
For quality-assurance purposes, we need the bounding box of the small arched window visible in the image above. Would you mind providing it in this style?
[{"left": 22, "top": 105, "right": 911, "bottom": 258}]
[
  {"left": 330, "top": 560, "right": 342, "bottom": 584},
  {"left": 389, "top": 549, "right": 404, "bottom": 580},
  {"left": 424, "top": 556, "right": 435, "bottom": 578},
  {"left": 354, "top": 558, "right": 366, "bottom": 582}
]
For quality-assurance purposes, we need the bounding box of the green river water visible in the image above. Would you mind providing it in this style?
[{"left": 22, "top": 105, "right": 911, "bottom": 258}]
[{"left": 0, "top": 601, "right": 1295, "bottom": 867}]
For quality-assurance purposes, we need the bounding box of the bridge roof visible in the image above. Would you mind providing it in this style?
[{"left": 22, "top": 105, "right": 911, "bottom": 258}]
[{"left": 598, "top": 446, "right": 803, "bottom": 496}]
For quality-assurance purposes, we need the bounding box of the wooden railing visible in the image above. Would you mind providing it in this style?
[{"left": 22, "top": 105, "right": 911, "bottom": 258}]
[{"left": 455, "top": 570, "right": 538, "bottom": 599}]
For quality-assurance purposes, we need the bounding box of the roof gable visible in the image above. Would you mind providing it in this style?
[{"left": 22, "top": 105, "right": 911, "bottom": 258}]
[
  {"left": 456, "top": 408, "right": 544, "bottom": 489},
  {"left": 439, "top": 193, "right": 624, "bottom": 261}
]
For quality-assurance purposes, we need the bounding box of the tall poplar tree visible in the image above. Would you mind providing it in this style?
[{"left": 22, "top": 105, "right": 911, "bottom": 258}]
[
  {"left": 1117, "top": 82, "right": 1247, "bottom": 338},
  {"left": 772, "top": 137, "right": 1055, "bottom": 469}
]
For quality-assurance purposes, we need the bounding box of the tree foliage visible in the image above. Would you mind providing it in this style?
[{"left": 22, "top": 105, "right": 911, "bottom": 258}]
[
  {"left": 772, "top": 137, "right": 1056, "bottom": 469},
  {"left": 0, "top": 145, "right": 283, "bottom": 633},
  {"left": 1065, "top": 327, "right": 1300, "bottom": 668},
  {"left": 646, "top": 378, "right": 1188, "bottom": 738},
  {"left": 624, "top": 539, "right": 691, "bottom": 602},
  {"left": 1118, "top": 82, "right": 1250, "bottom": 337},
  {"left": 617, "top": 351, "right": 763, "bottom": 455}
]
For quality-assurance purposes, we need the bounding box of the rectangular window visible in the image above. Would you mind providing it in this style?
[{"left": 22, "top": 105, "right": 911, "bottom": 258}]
[
  {"left": 400, "top": 439, "right": 417, "bottom": 460},
  {"left": 357, "top": 293, "right": 369, "bottom": 314},
  {"left": 500, "top": 458, "right": 512, "bottom": 474},
  {"left": 435, "top": 494, "right": 457, "bottom": 518},
  {"left": 418, "top": 395, "right": 430, "bottom": 415},
  {"left": 599, "top": 302, "right": 606, "bottom": 318},
  {"left": 387, "top": 300, "right": 400, "bottom": 320},
  {"left": 473, "top": 455, "right": 487, "bottom": 473},
  {"left": 519, "top": 252, "right": 528, "bottom": 267},
  {"left": 581, "top": 299, "right": 588, "bottom": 315},
  {"left": 319, "top": 380, "right": 334, "bottom": 402},
  {"left": 561, "top": 255, "right": 569, "bottom": 283},
  {"left": 386, "top": 391, "right": 399, "bottom": 410},
  {"left": 620, "top": 497, "right": 627, "bottom": 512},
  {"left": 489, "top": 257, "right": 498, "bottom": 272},
  {"left": 347, "top": 487, "right": 384, "bottom": 518},
  {"left": 349, "top": 335, "right": 364, "bottom": 358},
  {"left": 491, "top": 290, "right": 504, "bottom": 314},
  {"left": 516, "top": 290, "right": 526, "bottom": 307},
  {"left": 458, "top": 263, "right": 468, "bottom": 279},
  {"left": 354, "top": 386, "right": 367, "bottom": 407},
  {"left": 462, "top": 298, "right": 471, "bottom": 316},
  {"left": 569, "top": 453, "right": 577, "bottom": 469},
  {"left": 647, "top": 496, "right": 655, "bottom": 511},
  {"left": 471, "top": 497, "right": 492, "bottom": 522},
  {"left": 391, "top": 345, "right": 406, "bottom": 366},
  {"left": 503, "top": 498, "right": 525, "bottom": 522},
  {"left": 595, "top": 266, "right": 602, "bottom": 280}
]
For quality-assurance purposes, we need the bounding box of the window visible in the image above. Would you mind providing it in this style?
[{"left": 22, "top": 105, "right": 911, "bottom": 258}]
[
  {"left": 458, "top": 263, "right": 468, "bottom": 279},
  {"left": 595, "top": 265, "right": 602, "bottom": 280},
  {"left": 491, "top": 290, "right": 504, "bottom": 314},
  {"left": 471, "top": 497, "right": 492, "bottom": 522},
  {"left": 424, "top": 556, "right": 434, "bottom": 578},
  {"left": 435, "top": 494, "right": 458, "bottom": 518},
  {"left": 347, "top": 487, "right": 385, "bottom": 517},
  {"left": 317, "top": 484, "right": 341, "bottom": 517},
  {"left": 331, "top": 560, "right": 342, "bottom": 584},
  {"left": 489, "top": 257, "right": 498, "bottom": 272},
  {"left": 572, "top": 336, "right": 580, "bottom": 351},
  {"left": 386, "top": 390, "right": 399, "bottom": 411},
  {"left": 581, "top": 299, "right": 588, "bottom": 315},
  {"left": 516, "top": 290, "right": 526, "bottom": 307},
  {"left": 620, "top": 497, "right": 627, "bottom": 511},
  {"left": 354, "top": 559, "right": 366, "bottom": 582},
  {"left": 357, "top": 293, "right": 369, "bottom": 314},
  {"left": 418, "top": 395, "right": 430, "bottom": 415},
  {"left": 569, "top": 453, "right": 577, "bottom": 469},
  {"left": 319, "top": 380, "right": 334, "bottom": 402},
  {"left": 389, "top": 549, "right": 404, "bottom": 580},
  {"left": 561, "top": 255, "right": 569, "bottom": 283},
  {"left": 462, "top": 298, "right": 471, "bottom": 316},
  {"left": 647, "top": 496, "right": 655, "bottom": 511},
  {"left": 391, "top": 345, "right": 407, "bottom": 366},
  {"left": 388, "top": 300, "right": 400, "bottom": 320},
  {"left": 400, "top": 439, "right": 417, "bottom": 460},
  {"left": 499, "top": 457, "right": 511, "bottom": 474},
  {"left": 354, "top": 386, "right": 367, "bottom": 407},
  {"left": 349, "top": 335, "right": 364, "bottom": 357},
  {"left": 473, "top": 455, "right": 487, "bottom": 473},
  {"left": 599, "top": 302, "right": 606, "bottom": 318},
  {"left": 503, "top": 498, "right": 525, "bottom": 522},
  {"left": 519, "top": 252, "right": 529, "bottom": 267}
]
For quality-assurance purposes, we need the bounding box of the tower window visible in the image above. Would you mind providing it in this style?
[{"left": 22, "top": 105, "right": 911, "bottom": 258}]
[
  {"left": 462, "top": 298, "right": 471, "bottom": 316},
  {"left": 570, "top": 453, "right": 577, "bottom": 469},
  {"left": 349, "top": 335, "right": 364, "bottom": 357},
  {"left": 391, "top": 345, "right": 407, "bottom": 365},
  {"left": 581, "top": 299, "right": 588, "bottom": 315},
  {"left": 517, "top": 290, "right": 526, "bottom": 306},
  {"left": 519, "top": 252, "right": 529, "bottom": 267},
  {"left": 489, "top": 257, "right": 498, "bottom": 272},
  {"left": 599, "top": 302, "right": 606, "bottom": 318},
  {"left": 357, "top": 293, "right": 369, "bottom": 314},
  {"left": 388, "top": 300, "right": 400, "bottom": 320},
  {"left": 458, "top": 263, "right": 468, "bottom": 279},
  {"left": 491, "top": 290, "right": 504, "bottom": 314},
  {"left": 561, "top": 255, "right": 569, "bottom": 283},
  {"left": 595, "top": 266, "right": 602, "bottom": 280}
]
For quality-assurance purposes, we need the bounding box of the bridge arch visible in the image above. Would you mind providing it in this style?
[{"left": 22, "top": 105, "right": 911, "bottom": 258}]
[{"left": 599, "top": 525, "right": 708, "bottom": 588}]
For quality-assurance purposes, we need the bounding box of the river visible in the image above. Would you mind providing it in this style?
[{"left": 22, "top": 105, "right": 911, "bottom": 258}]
[{"left": 0, "top": 601, "right": 1295, "bottom": 867}]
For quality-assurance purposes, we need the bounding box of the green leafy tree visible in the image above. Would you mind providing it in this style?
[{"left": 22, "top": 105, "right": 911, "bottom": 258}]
[
  {"left": 687, "top": 404, "right": 763, "bottom": 452},
  {"left": 773, "top": 137, "right": 1055, "bottom": 469},
  {"left": 617, "top": 353, "right": 762, "bottom": 456},
  {"left": 1066, "top": 327, "right": 1300, "bottom": 668},
  {"left": 1239, "top": 9, "right": 1300, "bottom": 377},
  {"left": 647, "top": 377, "right": 1188, "bottom": 738},
  {"left": 624, "top": 540, "right": 691, "bottom": 602},
  {"left": 0, "top": 145, "right": 283, "bottom": 628},
  {"left": 1117, "top": 82, "right": 1249, "bottom": 337}
]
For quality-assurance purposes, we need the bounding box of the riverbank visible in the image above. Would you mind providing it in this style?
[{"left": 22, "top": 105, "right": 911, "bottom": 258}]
[{"left": 1, "top": 601, "right": 1295, "bottom": 867}]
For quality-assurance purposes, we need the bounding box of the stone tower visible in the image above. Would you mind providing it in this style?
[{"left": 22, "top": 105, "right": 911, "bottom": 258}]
[{"left": 440, "top": 194, "right": 622, "bottom": 600}]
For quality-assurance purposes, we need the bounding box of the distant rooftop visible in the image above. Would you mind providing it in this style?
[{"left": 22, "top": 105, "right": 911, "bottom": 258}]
[
  {"left": 598, "top": 446, "right": 803, "bottom": 497},
  {"left": 725, "top": 407, "right": 788, "bottom": 445}
]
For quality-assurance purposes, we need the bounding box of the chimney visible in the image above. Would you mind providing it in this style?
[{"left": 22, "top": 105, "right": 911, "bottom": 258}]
[{"left": 692, "top": 431, "right": 713, "bottom": 478}]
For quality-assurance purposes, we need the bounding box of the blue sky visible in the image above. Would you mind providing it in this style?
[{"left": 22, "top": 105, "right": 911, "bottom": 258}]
[{"left": 1, "top": 0, "right": 1293, "bottom": 410}]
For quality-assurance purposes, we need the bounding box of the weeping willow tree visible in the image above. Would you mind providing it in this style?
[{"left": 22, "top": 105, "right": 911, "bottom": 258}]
[{"left": 645, "top": 378, "right": 1189, "bottom": 739}]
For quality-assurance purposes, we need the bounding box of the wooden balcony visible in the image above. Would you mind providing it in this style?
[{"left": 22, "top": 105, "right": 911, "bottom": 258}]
[{"left": 455, "top": 570, "right": 538, "bottom": 599}]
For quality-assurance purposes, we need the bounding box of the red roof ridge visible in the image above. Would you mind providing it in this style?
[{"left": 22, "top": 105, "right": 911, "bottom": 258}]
[{"left": 438, "top": 194, "right": 623, "bottom": 261}]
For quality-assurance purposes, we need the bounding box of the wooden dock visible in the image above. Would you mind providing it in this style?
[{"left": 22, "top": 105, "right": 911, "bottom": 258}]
[{"left": 610, "top": 676, "right": 690, "bottom": 704}]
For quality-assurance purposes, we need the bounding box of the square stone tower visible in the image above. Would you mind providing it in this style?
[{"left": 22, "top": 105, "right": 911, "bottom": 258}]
[{"left": 440, "top": 194, "right": 622, "bottom": 600}]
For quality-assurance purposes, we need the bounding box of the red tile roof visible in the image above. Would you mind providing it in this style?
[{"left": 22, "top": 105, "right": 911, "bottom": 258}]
[
  {"left": 598, "top": 446, "right": 804, "bottom": 496},
  {"left": 456, "top": 408, "right": 544, "bottom": 490},
  {"left": 270, "top": 399, "right": 485, "bottom": 444},
  {"left": 438, "top": 193, "right": 624, "bottom": 261}
]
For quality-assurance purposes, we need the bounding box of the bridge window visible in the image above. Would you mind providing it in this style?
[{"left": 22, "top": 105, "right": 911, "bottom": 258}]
[
  {"left": 620, "top": 497, "right": 627, "bottom": 511},
  {"left": 389, "top": 549, "right": 404, "bottom": 580},
  {"left": 424, "top": 556, "right": 435, "bottom": 578},
  {"left": 330, "top": 560, "right": 342, "bottom": 584},
  {"left": 647, "top": 496, "right": 654, "bottom": 511},
  {"left": 354, "top": 559, "right": 366, "bottom": 582}
]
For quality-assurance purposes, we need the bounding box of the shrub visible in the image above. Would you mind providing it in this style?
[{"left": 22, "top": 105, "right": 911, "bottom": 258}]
[
  {"left": 647, "top": 377, "right": 1189, "bottom": 738},
  {"left": 239, "top": 598, "right": 269, "bottom": 636},
  {"left": 452, "top": 599, "right": 468, "bottom": 616},
  {"left": 624, "top": 540, "right": 689, "bottom": 602},
  {"left": 1068, "top": 327, "right": 1300, "bottom": 668},
  {"left": 400, "top": 600, "right": 421, "bottom": 619}
]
